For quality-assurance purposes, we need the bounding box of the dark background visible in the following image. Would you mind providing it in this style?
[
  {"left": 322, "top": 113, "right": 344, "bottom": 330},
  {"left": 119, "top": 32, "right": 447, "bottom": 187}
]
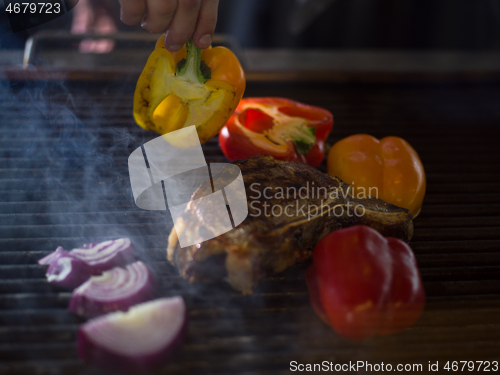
[
  {"left": 1, "top": 0, "right": 500, "bottom": 50},
  {"left": 217, "top": 0, "right": 500, "bottom": 49}
]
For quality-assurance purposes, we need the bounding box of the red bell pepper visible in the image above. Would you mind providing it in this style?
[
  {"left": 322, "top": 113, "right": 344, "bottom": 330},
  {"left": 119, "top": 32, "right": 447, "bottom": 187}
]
[
  {"left": 219, "top": 97, "right": 333, "bottom": 167},
  {"left": 305, "top": 225, "right": 425, "bottom": 340}
]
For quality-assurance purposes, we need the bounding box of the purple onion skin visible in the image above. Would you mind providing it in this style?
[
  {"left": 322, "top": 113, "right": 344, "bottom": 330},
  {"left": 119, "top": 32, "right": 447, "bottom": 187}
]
[
  {"left": 69, "top": 262, "right": 156, "bottom": 319},
  {"left": 84, "top": 247, "right": 135, "bottom": 275},
  {"left": 78, "top": 318, "right": 187, "bottom": 373},
  {"left": 38, "top": 247, "right": 69, "bottom": 265},
  {"left": 77, "top": 298, "right": 187, "bottom": 373},
  {"left": 39, "top": 239, "right": 136, "bottom": 277},
  {"left": 46, "top": 255, "right": 92, "bottom": 289},
  {"left": 70, "top": 239, "right": 136, "bottom": 275}
]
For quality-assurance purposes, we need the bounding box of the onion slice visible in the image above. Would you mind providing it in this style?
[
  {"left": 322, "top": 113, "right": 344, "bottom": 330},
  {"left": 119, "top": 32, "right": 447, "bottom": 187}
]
[
  {"left": 69, "top": 261, "right": 156, "bottom": 318},
  {"left": 39, "top": 238, "right": 135, "bottom": 276},
  {"left": 46, "top": 255, "right": 92, "bottom": 289},
  {"left": 69, "top": 238, "right": 135, "bottom": 274},
  {"left": 38, "top": 246, "right": 69, "bottom": 265},
  {"left": 78, "top": 297, "right": 187, "bottom": 372}
]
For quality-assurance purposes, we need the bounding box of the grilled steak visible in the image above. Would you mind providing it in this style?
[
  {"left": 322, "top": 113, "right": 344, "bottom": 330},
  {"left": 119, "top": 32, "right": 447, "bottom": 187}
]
[{"left": 167, "top": 155, "right": 413, "bottom": 294}]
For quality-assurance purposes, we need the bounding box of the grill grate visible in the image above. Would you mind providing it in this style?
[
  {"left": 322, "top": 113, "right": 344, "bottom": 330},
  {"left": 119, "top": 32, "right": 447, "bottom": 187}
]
[{"left": 1, "top": 80, "right": 500, "bottom": 374}]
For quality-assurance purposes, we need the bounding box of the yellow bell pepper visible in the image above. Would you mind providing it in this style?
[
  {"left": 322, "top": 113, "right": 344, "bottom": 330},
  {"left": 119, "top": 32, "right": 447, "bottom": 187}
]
[{"left": 133, "top": 36, "right": 245, "bottom": 144}]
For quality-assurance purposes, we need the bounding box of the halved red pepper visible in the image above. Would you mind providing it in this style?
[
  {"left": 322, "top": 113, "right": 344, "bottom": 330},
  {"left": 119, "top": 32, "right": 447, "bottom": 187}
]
[
  {"left": 306, "top": 225, "right": 425, "bottom": 340},
  {"left": 219, "top": 97, "right": 333, "bottom": 167}
]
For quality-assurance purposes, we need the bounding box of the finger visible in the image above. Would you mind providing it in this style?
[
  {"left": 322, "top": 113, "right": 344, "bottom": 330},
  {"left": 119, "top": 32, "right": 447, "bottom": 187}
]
[
  {"left": 94, "top": 39, "right": 115, "bottom": 54},
  {"left": 192, "top": 0, "right": 219, "bottom": 49},
  {"left": 94, "top": 13, "right": 117, "bottom": 34},
  {"left": 142, "top": 0, "right": 178, "bottom": 33},
  {"left": 119, "top": 0, "right": 147, "bottom": 26},
  {"left": 71, "top": 0, "right": 92, "bottom": 34},
  {"left": 164, "top": 0, "right": 202, "bottom": 51},
  {"left": 79, "top": 39, "right": 95, "bottom": 53}
]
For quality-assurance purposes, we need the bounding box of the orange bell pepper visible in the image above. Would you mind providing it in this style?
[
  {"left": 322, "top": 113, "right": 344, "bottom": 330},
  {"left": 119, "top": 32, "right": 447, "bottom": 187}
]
[
  {"left": 327, "top": 134, "right": 426, "bottom": 217},
  {"left": 133, "top": 35, "right": 245, "bottom": 143}
]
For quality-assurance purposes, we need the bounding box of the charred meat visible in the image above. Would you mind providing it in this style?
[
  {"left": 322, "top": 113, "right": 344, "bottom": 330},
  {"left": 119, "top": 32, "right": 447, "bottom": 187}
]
[{"left": 167, "top": 155, "right": 413, "bottom": 294}]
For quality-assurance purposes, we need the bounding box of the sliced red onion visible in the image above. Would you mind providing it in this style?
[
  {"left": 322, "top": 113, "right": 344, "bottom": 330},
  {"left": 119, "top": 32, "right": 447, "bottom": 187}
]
[
  {"left": 39, "top": 238, "right": 135, "bottom": 274},
  {"left": 78, "top": 297, "right": 187, "bottom": 372},
  {"left": 46, "top": 255, "right": 92, "bottom": 289},
  {"left": 82, "top": 242, "right": 98, "bottom": 249},
  {"left": 69, "top": 261, "right": 156, "bottom": 319},
  {"left": 38, "top": 246, "right": 69, "bottom": 265},
  {"left": 69, "top": 238, "right": 135, "bottom": 274}
]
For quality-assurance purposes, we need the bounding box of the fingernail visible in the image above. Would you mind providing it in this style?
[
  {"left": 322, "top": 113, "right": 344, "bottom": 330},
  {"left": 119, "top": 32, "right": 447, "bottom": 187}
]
[
  {"left": 167, "top": 44, "right": 182, "bottom": 52},
  {"left": 199, "top": 34, "right": 212, "bottom": 48},
  {"left": 140, "top": 14, "right": 148, "bottom": 28}
]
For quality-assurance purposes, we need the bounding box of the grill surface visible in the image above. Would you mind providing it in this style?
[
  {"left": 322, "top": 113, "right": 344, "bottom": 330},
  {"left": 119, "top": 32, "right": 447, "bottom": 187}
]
[{"left": 1, "top": 78, "right": 500, "bottom": 374}]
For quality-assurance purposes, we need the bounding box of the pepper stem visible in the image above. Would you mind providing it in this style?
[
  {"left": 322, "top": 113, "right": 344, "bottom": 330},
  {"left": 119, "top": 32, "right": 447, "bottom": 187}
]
[
  {"left": 175, "top": 39, "right": 211, "bottom": 83},
  {"left": 292, "top": 126, "right": 316, "bottom": 155}
]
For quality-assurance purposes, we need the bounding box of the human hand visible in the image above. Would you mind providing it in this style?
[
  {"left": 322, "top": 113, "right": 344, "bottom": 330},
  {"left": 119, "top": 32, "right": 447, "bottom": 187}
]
[
  {"left": 119, "top": 0, "right": 219, "bottom": 51},
  {"left": 71, "top": 0, "right": 118, "bottom": 54}
]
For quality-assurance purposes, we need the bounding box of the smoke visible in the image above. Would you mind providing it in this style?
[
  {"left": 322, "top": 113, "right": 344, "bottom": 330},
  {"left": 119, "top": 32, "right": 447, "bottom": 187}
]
[
  {"left": 0, "top": 73, "right": 273, "bottom": 373},
  {"left": 0, "top": 75, "right": 171, "bottom": 266}
]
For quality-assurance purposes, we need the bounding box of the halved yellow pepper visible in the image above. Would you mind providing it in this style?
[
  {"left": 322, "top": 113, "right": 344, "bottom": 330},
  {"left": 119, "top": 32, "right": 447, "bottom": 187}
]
[{"left": 133, "top": 36, "right": 246, "bottom": 144}]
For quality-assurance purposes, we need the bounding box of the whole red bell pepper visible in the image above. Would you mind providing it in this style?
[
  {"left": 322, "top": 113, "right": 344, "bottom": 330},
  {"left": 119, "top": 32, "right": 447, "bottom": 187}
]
[
  {"left": 305, "top": 225, "right": 425, "bottom": 340},
  {"left": 219, "top": 97, "right": 333, "bottom": 167}
]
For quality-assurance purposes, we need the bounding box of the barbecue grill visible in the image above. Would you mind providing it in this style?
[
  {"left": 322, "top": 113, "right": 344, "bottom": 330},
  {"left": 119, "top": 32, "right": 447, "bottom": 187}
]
[{"left": 1, "top": 59, "right": 500, "bottom": 374}]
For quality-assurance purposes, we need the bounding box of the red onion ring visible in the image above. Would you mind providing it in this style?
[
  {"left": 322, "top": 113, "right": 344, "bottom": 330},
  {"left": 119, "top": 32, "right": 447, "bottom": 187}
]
[
  {"left": 39, "top": 238, "right": 136, "bottom": 283},
  {"left": 69, "top": 238, "right": 135, "bottom": 274},
  {"left": 38, "top": 246, "right": 69, "bottom": 265},
  {"left": 46, "top": 255, "right": 92, "bottom": 289},
  {"left": 69, "top": 261, "right": 156, "bottom": 318},
  {"left": 77, "top": 296, "right": 187, "bottom": 372}
]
